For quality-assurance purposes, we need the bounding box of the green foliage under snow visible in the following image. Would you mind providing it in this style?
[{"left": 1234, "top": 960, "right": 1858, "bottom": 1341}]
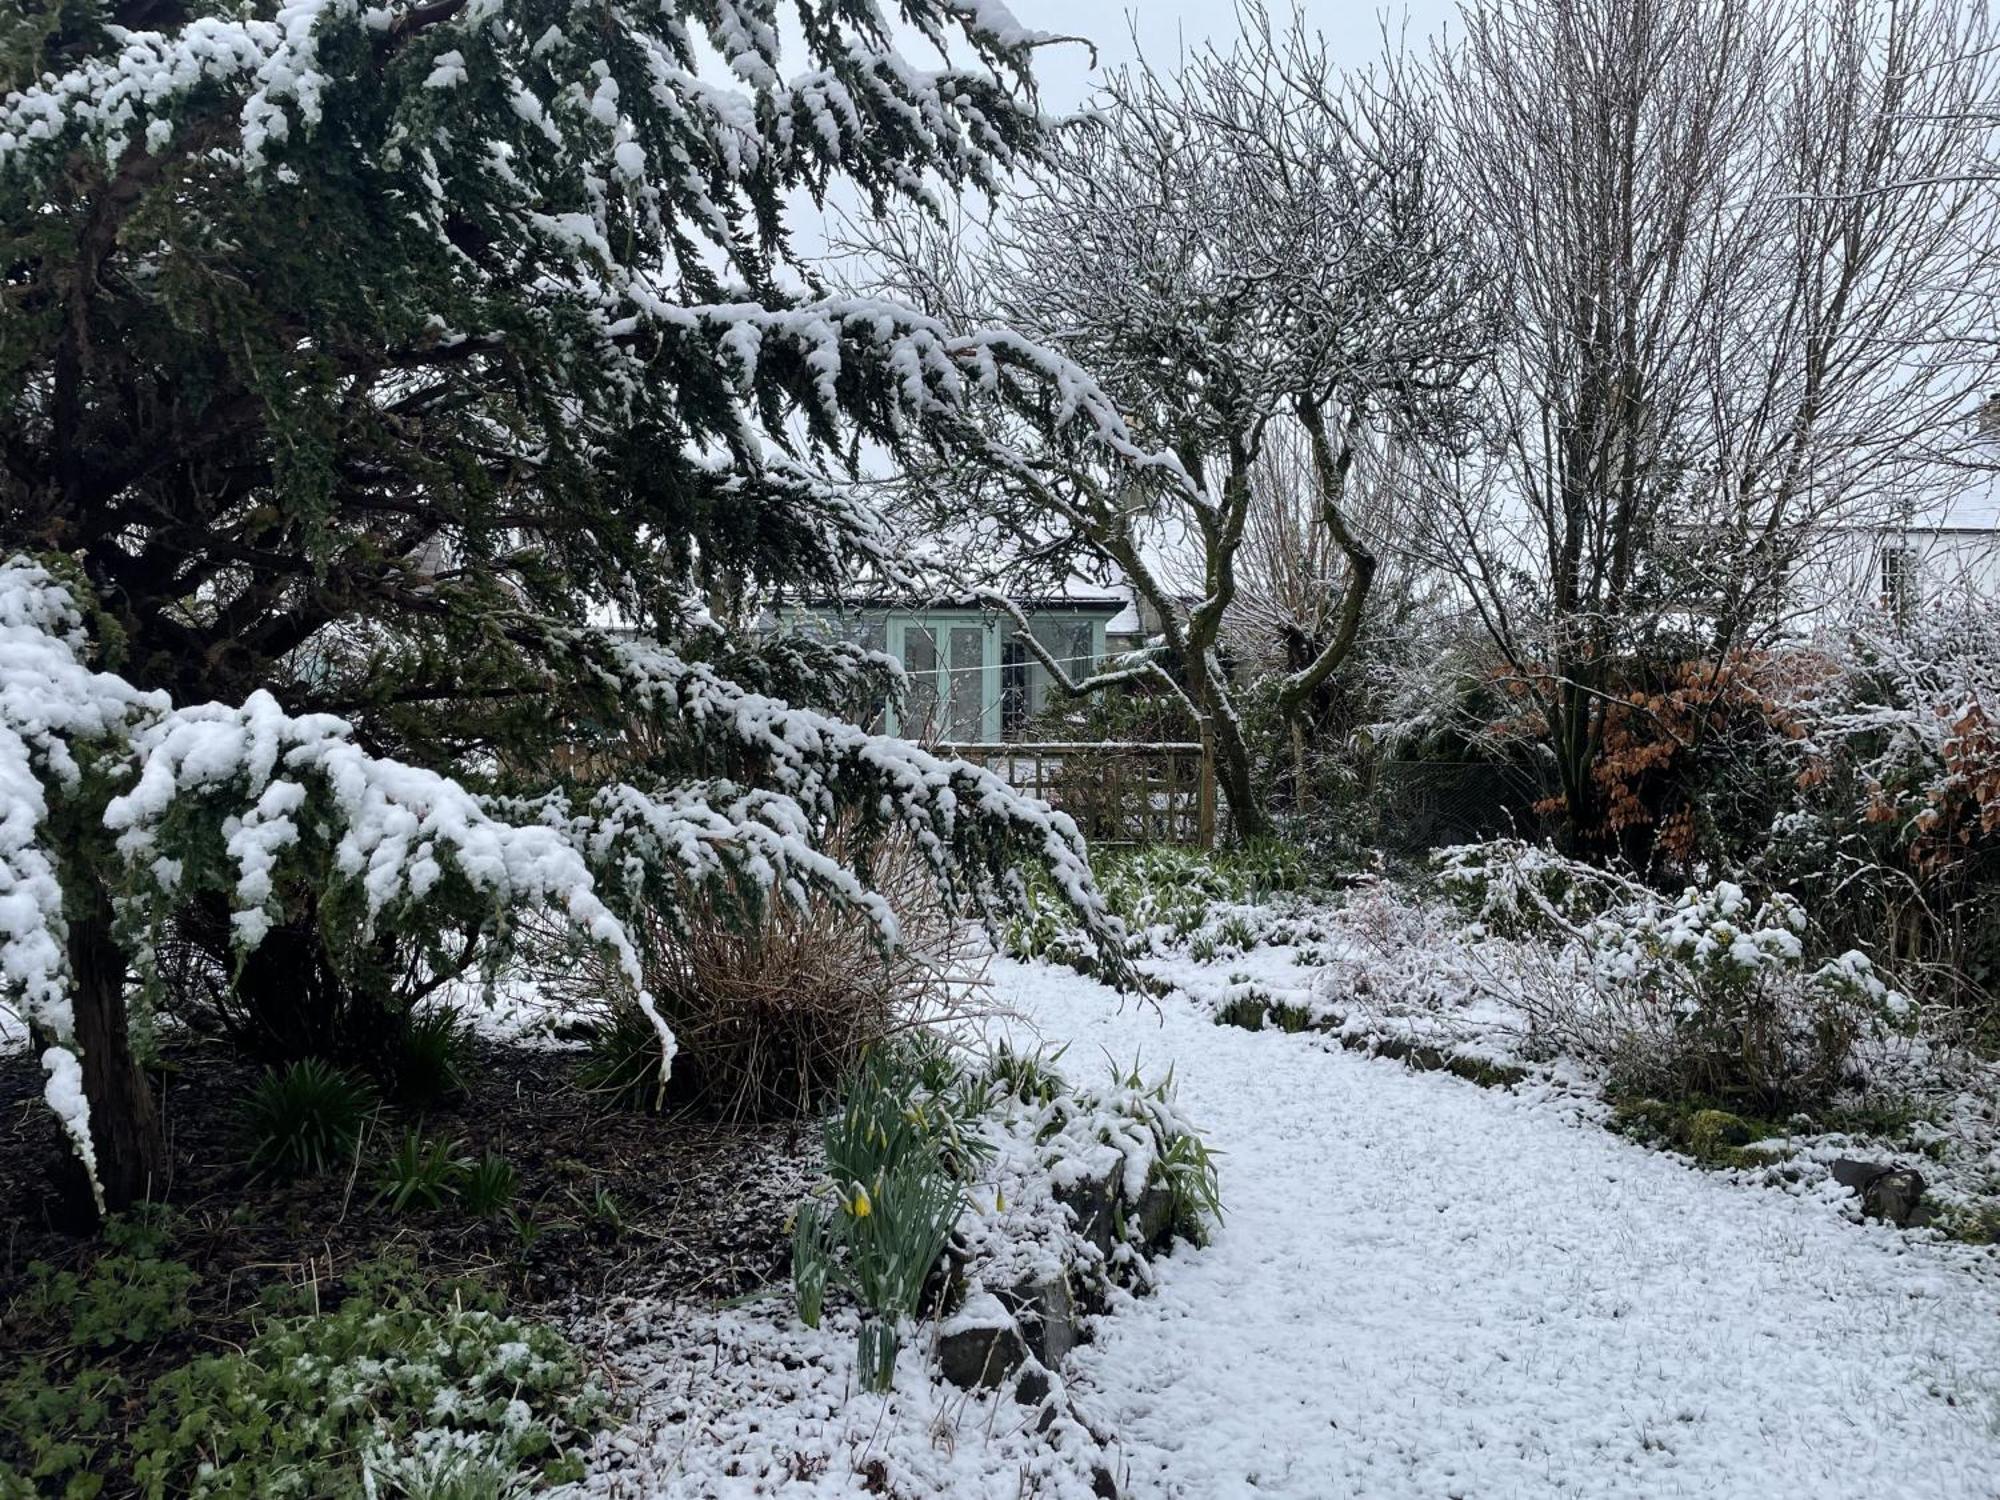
[{"left": 2, "top": 1234, "right": 598, "bottom": 1499}]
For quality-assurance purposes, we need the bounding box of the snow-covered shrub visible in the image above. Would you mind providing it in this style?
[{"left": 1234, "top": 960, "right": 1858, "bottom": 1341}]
[
  {"left": 1764, "top": 599, "right": 2000, "bottom": 1004},
  {"left": 1512, "top": 881, "right": 1903, "bottom": 1111},
  {"left": 1021, "top": 842, "right": 1320, "bottom": 964},
  {"left": 1434, "top": 838, "right": 1650, "bottom": 938}
]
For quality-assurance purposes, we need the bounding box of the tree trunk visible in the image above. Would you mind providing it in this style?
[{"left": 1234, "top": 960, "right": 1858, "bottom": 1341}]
[
  {"left": 1207, "top": 709, "right": 1268, "bottom": 844},
  {"left": 1290, "top": 719, "right": 1309, "bottom": 816},
  {"left": 61, "top": 889, "right": 162, "bottom": 1219}
]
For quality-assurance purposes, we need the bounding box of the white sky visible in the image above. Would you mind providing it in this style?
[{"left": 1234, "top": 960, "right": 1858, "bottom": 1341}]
[
  {"left": 793, "top": 2, "right": 1461, "bottom": 260},
  {"left": 1020, "top": 1, "right": 1462, "bottom": 110}
]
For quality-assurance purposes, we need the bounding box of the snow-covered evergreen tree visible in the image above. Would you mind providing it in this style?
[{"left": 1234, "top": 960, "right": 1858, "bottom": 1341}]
[{"left": 0, "top": 0, "right": 1140, "bottom": 1213}]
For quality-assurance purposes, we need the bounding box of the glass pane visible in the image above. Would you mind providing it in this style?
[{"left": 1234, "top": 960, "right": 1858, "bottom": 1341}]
[
  {"left": 948, "top": 625, "right": 985, "bottom": 742},
  {"left": 1027, "top": 618, "right": 1094, "bottom": 719},
  {"left": 1063, "top": 620, "right": 1095, "bottom": 681},
  {"left": 1001, "top": 638, "right": 1030, "bottom": 740},
  {"left": 851, "top": 615, "right": 889, "bottom": 728},
  {"left": 902, "top": 626, "right": 939, "bottom": 740}
]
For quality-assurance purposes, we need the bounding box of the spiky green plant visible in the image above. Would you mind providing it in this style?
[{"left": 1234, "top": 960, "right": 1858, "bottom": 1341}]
[
  {"left": 458, "top": 1154, "right": 517, "bottom": 1217},
  {"left": 241, "top": 1060, "right": 376, "bottom": 1180},
  {"left": 372, "top": 1132, "right": 470, "bottom": 1214},
  {"left": 790, "top": 1204, "right": 834, "bottom": 1330},
  {"left": 983, "top": 1042, "right": 1069, "bottom": 1106}
]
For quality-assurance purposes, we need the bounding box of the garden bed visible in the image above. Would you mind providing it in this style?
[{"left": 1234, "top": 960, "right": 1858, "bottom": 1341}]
[{"left": 0, "top": 1032, "right": 820, "bottom": 1496}]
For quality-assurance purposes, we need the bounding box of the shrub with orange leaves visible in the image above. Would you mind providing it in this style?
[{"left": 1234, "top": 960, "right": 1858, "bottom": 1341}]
[{"left": 1502, "top": 652, "right": 1813, "bottom": 874}]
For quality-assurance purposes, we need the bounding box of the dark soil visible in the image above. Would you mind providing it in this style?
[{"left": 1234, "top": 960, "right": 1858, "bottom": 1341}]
[{"left": 0, "top": 1031, "right": 821, "bottom": 1397}]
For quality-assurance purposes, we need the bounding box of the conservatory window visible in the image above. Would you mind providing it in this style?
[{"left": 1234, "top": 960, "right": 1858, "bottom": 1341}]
[
  {"left": 902, "top": 625, "right": 940, "bottom": 738},
  {"left": 1879, "top": 544, "right": 1918, "bottom": 622}
]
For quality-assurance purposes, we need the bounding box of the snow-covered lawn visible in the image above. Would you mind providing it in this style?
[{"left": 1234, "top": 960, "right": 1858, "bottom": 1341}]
[{"left": 994, "top": 956, "right": 2000, "bottom": 1500}]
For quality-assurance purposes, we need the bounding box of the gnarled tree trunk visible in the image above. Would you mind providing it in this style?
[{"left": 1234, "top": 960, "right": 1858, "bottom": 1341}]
[{"left": 60, "top": 886, "right": 162, "bottom": 1220}]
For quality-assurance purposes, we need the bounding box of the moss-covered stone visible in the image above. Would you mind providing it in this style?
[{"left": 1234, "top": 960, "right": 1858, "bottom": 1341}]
[
  {"left": 1613, "top": 1100, "right": 1792, "bottom": 1168},
  {"left": 1611, "top": 1097, "right": 1681, "bottom": 1145},
  {"left": 1683, "top": 1109, "right": 1755, "bottom": 1162},
  {"left": 1445, "top": 1055, "right": 1531, "bottom": 1089}
]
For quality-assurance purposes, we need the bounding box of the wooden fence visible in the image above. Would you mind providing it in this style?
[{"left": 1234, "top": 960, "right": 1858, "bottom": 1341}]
[{"left": 939, "top": 740, "right": 1216, "bottom": 848}]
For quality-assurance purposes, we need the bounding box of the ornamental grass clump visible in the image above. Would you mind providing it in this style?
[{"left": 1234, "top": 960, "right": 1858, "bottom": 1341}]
[{"left": 550, "top": 830, "right": 986, "bottom": 1123}]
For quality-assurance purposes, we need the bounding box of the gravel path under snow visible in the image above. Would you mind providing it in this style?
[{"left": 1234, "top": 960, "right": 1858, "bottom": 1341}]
[{"left": 988, "top": 957, "right": 2000, "bottom": 1500}]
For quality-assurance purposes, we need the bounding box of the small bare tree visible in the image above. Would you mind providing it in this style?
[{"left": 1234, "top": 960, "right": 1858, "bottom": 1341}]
[
  {"left": 858, "top": 7, "right": 1491, "bottom": 840},
  {"left": 1422, "top": 0, "right": 2000, "bottom": 848}
]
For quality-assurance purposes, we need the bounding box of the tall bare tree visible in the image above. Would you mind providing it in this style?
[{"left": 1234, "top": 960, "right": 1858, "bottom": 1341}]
[
  {"left": 859, "top": 7, "right": 1491, "bottom": 840},
  {"left": 1423, "top": 0, "right": 2000, "bottom": 847}
]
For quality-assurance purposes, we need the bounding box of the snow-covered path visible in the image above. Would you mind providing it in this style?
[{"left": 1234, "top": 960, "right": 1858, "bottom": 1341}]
[{"left": 992, "top": 958, "right": 2000, "bottom": 1500}]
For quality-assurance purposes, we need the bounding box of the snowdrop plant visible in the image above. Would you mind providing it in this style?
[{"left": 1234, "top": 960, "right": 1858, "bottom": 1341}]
[{"left": 0, "top": 1, "right": 1158, "bottom": 1215}]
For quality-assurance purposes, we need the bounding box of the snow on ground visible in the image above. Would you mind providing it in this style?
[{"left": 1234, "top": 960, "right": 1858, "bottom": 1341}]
[
  {"left": 575, "top": 1302, "right": 1118, "bottom": 1499},
  {"left": 987, "top": 956, "right": 2000, "bottom": 1500}
]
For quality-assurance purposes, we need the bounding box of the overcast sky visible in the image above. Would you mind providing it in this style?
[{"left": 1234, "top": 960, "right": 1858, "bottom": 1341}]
[
  {"left": 1020, "top": 1, "right": 1462, "bottom": 110},
  {"left": 794, "top": 2, "right": 1462, "bottom": 260}
]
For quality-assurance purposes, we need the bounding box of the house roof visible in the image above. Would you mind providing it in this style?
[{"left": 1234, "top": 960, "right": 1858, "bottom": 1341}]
[{"left": 788, "top": 591, "right": 1128, "bottom": 613}]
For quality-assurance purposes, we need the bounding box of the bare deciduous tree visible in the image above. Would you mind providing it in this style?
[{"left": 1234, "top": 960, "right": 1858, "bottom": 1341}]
[
  {"left": 1422, "top": 0, "right": 2000, "bottom": 849},
  {"left": 858, "top": 7, "right": 1491, "bottom": 840}
]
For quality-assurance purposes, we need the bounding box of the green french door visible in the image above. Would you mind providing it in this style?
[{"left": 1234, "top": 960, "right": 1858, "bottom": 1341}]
[{"left": 889, "top": 616, "right": 996, "bottom": 742}]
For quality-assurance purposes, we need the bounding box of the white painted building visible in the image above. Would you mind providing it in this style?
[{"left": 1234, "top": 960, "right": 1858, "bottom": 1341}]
[{"left": 1795, "top": 471, "right": 2000, "bottom": 622}]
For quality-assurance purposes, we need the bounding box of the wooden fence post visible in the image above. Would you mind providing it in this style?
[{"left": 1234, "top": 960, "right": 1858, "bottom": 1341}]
[{"left": 1196, "top": 723, "right": 1217, "bottom": 850}]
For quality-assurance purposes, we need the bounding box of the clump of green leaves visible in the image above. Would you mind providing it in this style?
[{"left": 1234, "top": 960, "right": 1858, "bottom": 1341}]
[
  {"left": 4, "top": 1243, "right": 597, "bottom": 1500},
  {"left": 373, "top": 1131, "right": 471, "bottom": 1213},
  {"left": 241, "top": 1058, "right": 376, "bottom": 1179},
  {"left": 1, "top": 1358, "right": 126, "bottom": 1498},
  {"left": 1002, "top": 881, "right": 1105, "bottom": 973},
  {"left": 1151, "top": 1119, "right": 1226, "bottom": 1243},
  {"left": 790, "top": 1203, "right": 834, "bottom": 1329},
  {"left": 1043, "top": 1060, "right": 1225, "bottom": 1250},
  {"left": 1218, "top": 914, "right": 1257, "bottom": 951},
  {"left": 130, "top": 1262, "right": 600, "bottom": 1498},
  {"left": 571, "top": 1186, "right": 627, "bottom": 1239},
  {"left": 381, "top": 1004, "right": 479, "bottom": 1105},
  {"left": 18, "top": 1212, "right": 195, "bottom": 1352}
]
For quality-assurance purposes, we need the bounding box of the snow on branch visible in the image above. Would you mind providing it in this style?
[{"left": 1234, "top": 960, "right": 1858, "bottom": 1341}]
[
  {"left": 587, "top": 632, "right": 1125, "bottom": 966},
  {"left": 972, "top": 588, "right": 1188, "bottom": 706},
  {"left": 1, "top": 559, "right": 168, "bottom": 1209}
]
